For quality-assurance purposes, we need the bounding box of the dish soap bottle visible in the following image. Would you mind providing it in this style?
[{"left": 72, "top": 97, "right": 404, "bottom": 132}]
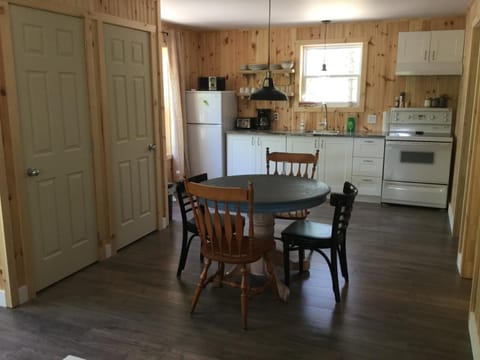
[{"left": 346, "top": 116, "right": 355, "bottom": 134}]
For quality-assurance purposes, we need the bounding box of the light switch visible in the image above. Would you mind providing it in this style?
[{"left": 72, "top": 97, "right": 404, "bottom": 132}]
[{"left": 367, "top": 114, "right": 377, "bottom": 124}]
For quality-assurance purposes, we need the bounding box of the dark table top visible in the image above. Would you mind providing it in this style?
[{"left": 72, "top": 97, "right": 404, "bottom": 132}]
[{"left": 203, "top": 174, "right": 330, "bottom": 213}]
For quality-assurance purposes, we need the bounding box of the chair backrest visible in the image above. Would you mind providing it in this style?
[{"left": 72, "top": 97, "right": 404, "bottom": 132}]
[
  {"left": 184, "top": 180, "right": 256, "bottom": 262},
  {"left": 266, "top": 147, "right": 319, "bottom": 179},
  {"left": 330, "top": 181, "right": 358, "bottom": 242},
  {"left": 175, "top": 173, "right": 208, "bottom": 226}
]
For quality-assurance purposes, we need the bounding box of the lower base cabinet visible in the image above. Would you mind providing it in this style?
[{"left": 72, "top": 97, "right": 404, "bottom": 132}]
[
  {"left": 228, "top": 133, "right": 385, "bottom": 202},
  {"left": 227, "top": 133, "right": 286, "bottom": 175}
]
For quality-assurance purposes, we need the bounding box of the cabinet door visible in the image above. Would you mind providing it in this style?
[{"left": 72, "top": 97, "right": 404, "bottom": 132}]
[
  {"left": 257, "top": 135, "right": 286, "bottom": 174},
  {"left": 430, "top": 30, "right": 465, "bottom": 64},
  {"left": 397, "top": 31, "right": 431, "bottom": 64},
  {"left": 318, "top": 137, "right": 353, "bottom": 193},
  {"left": 286, "top": 136, "right": 320, "bottom": 178},
  {"left": 227, "top": 134, "right": 256, "bottom": 175}
]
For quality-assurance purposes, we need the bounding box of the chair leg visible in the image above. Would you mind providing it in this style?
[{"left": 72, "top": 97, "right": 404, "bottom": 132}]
[
  {"left": 298, "top": 247, "right": 305, "bottom": 272},
  {"left": 191, "top": 258, "right": 212, "bottom": 314},
  {"left": 338, "top": 243, "right": 349, "bottom": 282},
  {"left": 282, "top": 236, "right": 291, "bottom": 287},
  {"left": 177, "top": 231, "right": 197, "bottom": 277},
  {"left": 329, "top": 247, "right": 341, "bottom": 303},
  {"left": 263, "top": 252, "right": 280, "bottom": 299},
  {"left": 240, "top": 264, "right": 248, "bottom": 330}
]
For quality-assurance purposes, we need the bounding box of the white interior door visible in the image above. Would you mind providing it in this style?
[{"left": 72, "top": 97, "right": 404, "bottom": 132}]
[
  {"left": 104, "top": 24, "right": 156, "bottom": 249},
  {"left": 11, "top": 5, "right": 98, "bottom": 290}
]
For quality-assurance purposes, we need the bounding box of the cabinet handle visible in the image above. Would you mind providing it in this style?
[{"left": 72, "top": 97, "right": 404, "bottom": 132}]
[
  {"left": 431, "top": 50, "right": 436, "bottom": 61},
  {"left": 424, "top": 50, "right": 428, "bottom": 61},
  {"left": 257, "top": 137, "right": 260, "bottom": 146},
  {"left": 362, "top": 160, "right": 374, "bottom": 163},
  {"left": 251, "top": 137, "right": 255, "bottom": 146},
  {"left": 364, "top": 140, "right": 374, "bottom": 143},
  {"left": 361, "top": 178, "right": 374, "bottom": 183},
  {"left": 321, "top": 139, "right": 324, "bottom": 149}
]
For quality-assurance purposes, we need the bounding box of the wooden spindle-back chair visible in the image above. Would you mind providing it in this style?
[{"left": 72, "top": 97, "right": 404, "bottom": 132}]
[{"left": 184, "top": 180, "right": 279, "bottom": 329}]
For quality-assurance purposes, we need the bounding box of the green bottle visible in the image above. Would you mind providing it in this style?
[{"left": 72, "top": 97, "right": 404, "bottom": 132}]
[{"left": 347, "top": 116, "right": 355, "bottom": 133}]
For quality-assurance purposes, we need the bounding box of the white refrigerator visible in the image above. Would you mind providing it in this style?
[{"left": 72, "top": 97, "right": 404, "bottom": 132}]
[{"left": 185, "top": 91, "right": 237, "bottom": 178}]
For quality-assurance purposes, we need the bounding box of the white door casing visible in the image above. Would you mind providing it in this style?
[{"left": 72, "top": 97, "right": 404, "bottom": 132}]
[
  {"left": 11, "top": 6, "right": 98, "bottom": 290},
  {"left": 103, "top": 24, "right": 156, "bottom": 249}
]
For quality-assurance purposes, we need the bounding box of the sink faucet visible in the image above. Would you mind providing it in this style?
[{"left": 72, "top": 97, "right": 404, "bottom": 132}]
[{"left": 317, "top": 103, "right": 328, "bottom": 130}]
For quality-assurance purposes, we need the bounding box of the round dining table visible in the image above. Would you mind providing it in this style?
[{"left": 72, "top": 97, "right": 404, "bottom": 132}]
[{"left": 203, "top": 174, "right": 330, "bottom": 300}]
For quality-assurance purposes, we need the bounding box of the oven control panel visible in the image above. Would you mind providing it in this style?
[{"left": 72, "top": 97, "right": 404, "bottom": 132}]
[{"left": 390, "top": 108, "right": 452, "bottom": 125}]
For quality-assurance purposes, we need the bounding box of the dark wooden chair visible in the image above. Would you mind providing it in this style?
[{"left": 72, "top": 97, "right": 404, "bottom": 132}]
[
  {"left": 175, "top": 173, "right": 208, "bottom": 277},
  {"left": 280, "top": 181, "right": 358, "bottom": 302},
  {"left": 185, "top": 180, "right": 279, "bottom": 330},
  {"left": 266, "top": 147, "right": 320, "bottom": 220}
]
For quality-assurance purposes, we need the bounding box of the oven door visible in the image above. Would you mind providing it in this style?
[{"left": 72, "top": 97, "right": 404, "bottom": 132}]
[{"left": 383, "top": 140, "right": 452, "bottom": 184}]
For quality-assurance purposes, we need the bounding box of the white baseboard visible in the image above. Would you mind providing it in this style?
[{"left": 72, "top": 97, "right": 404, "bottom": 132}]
[
  {"left": 448, "top": 203, "right": 454, "bottom": 234},
  {"left": 457, "top": 251, "right": 463, "bottom": 275},
  {"left": 105, "top": 244, "right": 112, "bottom": 258},
  {"left": 469, "top": 312, "right": 480, "bottom": 359},
  {"left": 0, "top": 289, "right": 6, "bottom": 307},
  {"left": 18, "top": 285, "right": 29, "bottom": 305},
  {"left": 161, "top": 217, "right": 169, "bottom": 228}
]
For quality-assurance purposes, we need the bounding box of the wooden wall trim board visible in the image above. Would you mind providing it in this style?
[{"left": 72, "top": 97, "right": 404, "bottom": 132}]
[
  {"left": 96, "top": 19, "right": 117, "bottom": 254},
  {"left": 0, "top": 0, "right": 36, "bottom": 300},
  {"left": 84, "top": 17, "right": 109, "bottom": 260},
  {"left": 152, "top": 0, "right": 169, "bottom": 228}
]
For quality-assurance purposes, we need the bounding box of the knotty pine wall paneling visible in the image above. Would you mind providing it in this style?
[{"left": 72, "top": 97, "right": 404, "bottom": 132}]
[{"left": 172, "top": 17, "right": 464, "bottom": 133}]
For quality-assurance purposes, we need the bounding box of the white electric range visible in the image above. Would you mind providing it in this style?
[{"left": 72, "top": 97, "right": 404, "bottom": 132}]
[{"left": 382, "top": 108, "right": 453, "bottom": 208}]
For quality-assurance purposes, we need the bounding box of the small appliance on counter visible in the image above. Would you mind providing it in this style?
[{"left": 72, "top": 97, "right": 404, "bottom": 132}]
[
  {"left": 256, "top": 109, "right": 272, "bottom": 130},
  {"left": 198, "top": 76, "right": 226, "bottom": 91},
  {"left": 235, "top": 117, "right": 257, "bottom": 129}
]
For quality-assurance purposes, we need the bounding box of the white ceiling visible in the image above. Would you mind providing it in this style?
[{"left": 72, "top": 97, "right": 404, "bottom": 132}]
[{"left": 161, "top": 0, "right": 471, "bottom": 30}]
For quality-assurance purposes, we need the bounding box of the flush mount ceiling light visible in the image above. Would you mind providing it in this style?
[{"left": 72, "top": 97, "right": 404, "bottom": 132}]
[
  {"left": 321, "top": 20, "right": 331, "bottom": 72},
  {"left": 250, "top": 0, "right": 288, "bottom": 101}
]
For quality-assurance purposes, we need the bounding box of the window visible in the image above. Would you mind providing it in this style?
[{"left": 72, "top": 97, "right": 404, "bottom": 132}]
[{"left": 297, "top": 41, "right": 366, "bottom": 110}]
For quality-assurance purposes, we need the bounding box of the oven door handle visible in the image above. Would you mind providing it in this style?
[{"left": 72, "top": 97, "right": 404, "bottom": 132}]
[{"left": 386, "top": 141, "right": 452, "bottom": 148}]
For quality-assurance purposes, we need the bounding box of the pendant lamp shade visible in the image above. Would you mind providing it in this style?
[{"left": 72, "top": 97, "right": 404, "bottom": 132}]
[{"left": 250, "top": 0, "right": 288, "bottom": 101}]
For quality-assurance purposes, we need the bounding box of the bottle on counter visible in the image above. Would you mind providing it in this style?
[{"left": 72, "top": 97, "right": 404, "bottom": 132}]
[
  {"left": 424, "top": 97, "right": 432, "bottom": 107},
  {"left": 346, "top": 116, "right": 355, "bottom": 134}
]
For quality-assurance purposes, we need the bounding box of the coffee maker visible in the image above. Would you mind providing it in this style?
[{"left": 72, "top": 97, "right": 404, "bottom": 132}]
[{"left": 256, "top": 109, "right": 272, "bottom": 130}]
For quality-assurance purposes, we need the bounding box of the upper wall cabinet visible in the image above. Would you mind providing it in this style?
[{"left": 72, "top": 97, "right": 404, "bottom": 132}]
[{"left": 395, "top": 30, "right": 465, "bottom": 76}]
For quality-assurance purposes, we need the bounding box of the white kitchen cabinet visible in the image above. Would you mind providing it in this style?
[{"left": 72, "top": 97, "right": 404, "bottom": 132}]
[
  {"left": 351, "top": 137, "right": 385, "bottom": 200},
  {"left": 286, "top": 136, "right": 353, "bottom": 193},
  {"left": 396, "top": 30, "right": 464, "bottom": 75},
  {"left": 227, "top": 133, "right": 286, "bottom": 175}
]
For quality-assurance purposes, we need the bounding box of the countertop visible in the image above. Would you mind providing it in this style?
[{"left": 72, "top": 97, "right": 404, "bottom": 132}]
[{"left": 227, "top": 129, "right": 386, "bottom": 138}]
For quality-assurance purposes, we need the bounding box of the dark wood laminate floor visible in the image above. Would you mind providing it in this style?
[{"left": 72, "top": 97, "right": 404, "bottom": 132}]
[{"left": 0, "top": 201, "right": 473, "bottom": 359}]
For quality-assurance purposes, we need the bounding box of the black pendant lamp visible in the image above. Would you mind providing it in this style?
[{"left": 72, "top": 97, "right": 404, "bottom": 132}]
[
  {"left": 321, "top": 20, "right": 331, "bottom": 72},
  {"left": 250, "top": 0, "right": 288, "bottom": 101}
]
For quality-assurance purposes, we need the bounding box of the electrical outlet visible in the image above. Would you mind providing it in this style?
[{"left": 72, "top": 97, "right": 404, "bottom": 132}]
[
  {"left": 273, "top": 112, "right": 279, "bottom": 121},
  {"left": 367, "top": 114, "right": 377, "bottom": 124}
]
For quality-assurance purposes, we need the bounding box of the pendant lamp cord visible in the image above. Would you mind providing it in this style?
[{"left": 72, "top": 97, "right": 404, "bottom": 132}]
[{"left": 267, "top": 0, "right": 271, "bottom": 68}]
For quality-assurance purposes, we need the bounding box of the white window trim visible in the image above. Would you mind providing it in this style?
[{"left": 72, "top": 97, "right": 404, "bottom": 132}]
[{"left": 294, "top": 38, "right": 369, "bottom": 113}]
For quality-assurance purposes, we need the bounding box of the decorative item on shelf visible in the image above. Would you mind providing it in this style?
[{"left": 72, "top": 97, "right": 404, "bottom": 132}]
[
  {"left": 321, "top": 20, "right": 331, "bottom": 71},
  {"left": 250, "top": 0, "right": 288, "bottom": 101},
  {"left": 280, "top": 61, "right": 294, "bottom": 70}
]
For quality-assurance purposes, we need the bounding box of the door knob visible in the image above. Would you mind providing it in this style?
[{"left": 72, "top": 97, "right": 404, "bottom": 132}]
[
  {"left": 148, "top": 143, "right": 157, "bottom": 151},
  {"left": 26, "top": 168, "right": 40, "bottom": 177}
]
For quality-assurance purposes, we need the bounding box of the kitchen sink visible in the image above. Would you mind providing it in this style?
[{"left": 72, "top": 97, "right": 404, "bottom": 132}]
[{"left": 312, "top": 130, "right": 340, "bottom": 135}]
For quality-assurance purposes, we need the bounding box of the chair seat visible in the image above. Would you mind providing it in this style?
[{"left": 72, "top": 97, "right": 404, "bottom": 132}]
[{"left": 282, "top": 220, "right": 332, "bottom": 248}]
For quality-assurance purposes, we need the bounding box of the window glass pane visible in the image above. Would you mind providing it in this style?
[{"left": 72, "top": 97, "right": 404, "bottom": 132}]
[
  {"left": 302, "top": 76, "right": 359, "bottom": 104},
  {"left": 300, "top": 42, "right": 363, "bottom": 108}
]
